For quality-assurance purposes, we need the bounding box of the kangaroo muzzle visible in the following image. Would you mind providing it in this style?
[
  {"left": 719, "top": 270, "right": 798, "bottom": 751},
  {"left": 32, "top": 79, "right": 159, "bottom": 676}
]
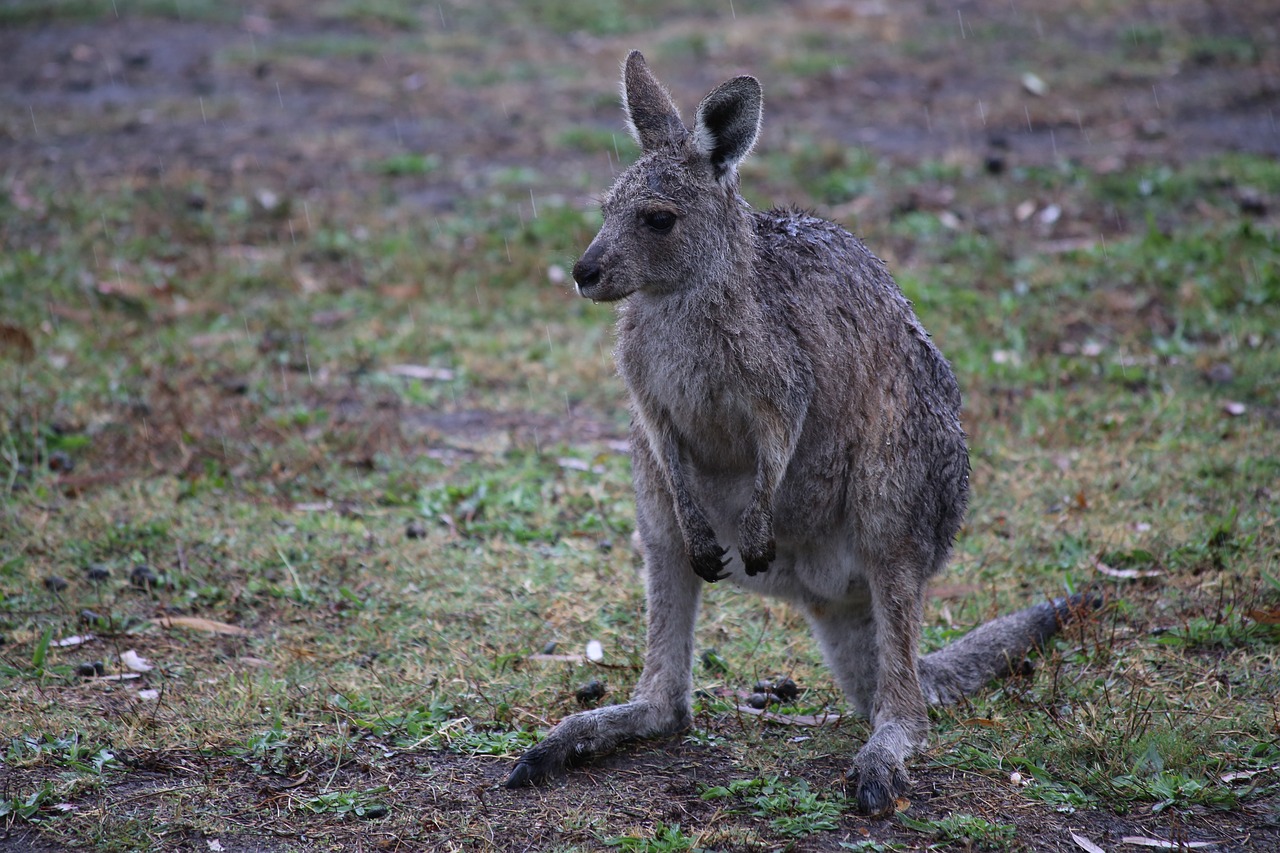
[{"left": 572, "top": 240, "right": 606, "bottom": 296}]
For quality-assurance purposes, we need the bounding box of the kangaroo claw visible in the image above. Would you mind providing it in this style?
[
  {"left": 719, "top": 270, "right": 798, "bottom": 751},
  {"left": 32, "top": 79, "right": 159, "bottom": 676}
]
[{"left": 690, "top": 544, "right": 731, "bottom": 583}]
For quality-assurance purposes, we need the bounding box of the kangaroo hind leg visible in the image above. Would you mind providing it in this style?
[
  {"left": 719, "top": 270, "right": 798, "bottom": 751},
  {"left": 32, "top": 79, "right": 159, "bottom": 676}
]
[{"left": 808, "top": 568, "right": 930, "bottom": 816}]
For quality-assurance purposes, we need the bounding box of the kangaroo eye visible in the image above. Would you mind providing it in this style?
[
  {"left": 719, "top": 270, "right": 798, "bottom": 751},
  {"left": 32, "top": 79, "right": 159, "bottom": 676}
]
[{"left": 642, "top": 210, "right": 677, "bottom": 234}]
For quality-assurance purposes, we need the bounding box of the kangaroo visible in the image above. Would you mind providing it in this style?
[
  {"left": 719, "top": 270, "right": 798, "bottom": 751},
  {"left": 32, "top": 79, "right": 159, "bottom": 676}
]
[{"left": 506, "top": 50, "right": 1090, "bottom": 816}]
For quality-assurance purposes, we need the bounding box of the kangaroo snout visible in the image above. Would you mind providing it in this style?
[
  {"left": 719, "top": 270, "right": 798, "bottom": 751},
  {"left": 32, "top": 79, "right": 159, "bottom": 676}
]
[{"left": 572, "top": 241, "right": 606, "bottom": 296}]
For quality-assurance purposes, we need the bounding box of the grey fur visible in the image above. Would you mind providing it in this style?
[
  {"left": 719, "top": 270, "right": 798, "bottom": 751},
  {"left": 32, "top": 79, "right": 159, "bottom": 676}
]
[{"left": 506, "top": 50, "right": 1092, "bottom": 815}]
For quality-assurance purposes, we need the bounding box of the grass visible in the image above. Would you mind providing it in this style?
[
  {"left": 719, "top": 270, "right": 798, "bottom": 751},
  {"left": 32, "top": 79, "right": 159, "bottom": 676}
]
[
  {"left": 3, "top": 0, "right": 1280, "bottom": 850},
  {"left": 6, "top": 149, "right": 1276, "bottom": 850}
]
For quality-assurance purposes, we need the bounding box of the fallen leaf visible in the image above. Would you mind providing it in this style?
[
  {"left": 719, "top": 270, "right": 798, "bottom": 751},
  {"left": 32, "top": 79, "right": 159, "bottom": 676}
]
[
  {"left": 1247, "top": 607, "right": 1280, "bottom": 625},
  {"left": 121, "top": 650, "right": 154, "bottom": 672},
  {"left": 528, "top": 653, "right": 587, "bottom": 664},
  {"left": 1071, "top": 831, "right": 1107, "bottom": 853},
  {"left": 377, "top": 283, "right": 419, "bottom": 300},
  {"left": 0, "top": 323, "right": 35, "bottom": 360},
  {"left": 558, "top": 457, "right": 605, "bottom": 474},
  {"left": 157, "top": 616, "right": 250, "bottom": 636},
  {"left": 55, "top": 633, "right": 95, "bottom": 647},
  {"left": 96, "top": 277, "right": 173, "bottom": 302},
  {"left": 387, "top": 364, "right": 456, "bottom": 382},
  {"left": 1094, "top": 559, "right": 1162, "bottom": 580},
  {"left": 1221, "top": 765, "right": 1279, "bottom": 783},
  {"left": 1121, "top": 838, "right": 1215, "bottom": 849}
]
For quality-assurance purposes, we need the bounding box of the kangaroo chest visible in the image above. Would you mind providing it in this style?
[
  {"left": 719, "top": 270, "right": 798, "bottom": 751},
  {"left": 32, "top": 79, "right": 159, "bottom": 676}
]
[{"left": 617, "top": 306, "right": 761, "bottom": 476}]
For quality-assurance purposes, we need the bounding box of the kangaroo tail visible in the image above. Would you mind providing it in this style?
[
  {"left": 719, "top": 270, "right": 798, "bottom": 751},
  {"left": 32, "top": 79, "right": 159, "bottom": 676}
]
[{"left": 919, "top": 593, "right": 1100, "bottom": 706}]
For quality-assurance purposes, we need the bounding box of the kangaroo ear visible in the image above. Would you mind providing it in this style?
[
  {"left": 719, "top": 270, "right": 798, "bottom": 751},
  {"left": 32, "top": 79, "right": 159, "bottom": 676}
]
[
  {"left": 622, "top": 50, "right": 687, "bottom": 153},
  {"left": 693, "top": 76, "right": 762, "bottom": 180}
]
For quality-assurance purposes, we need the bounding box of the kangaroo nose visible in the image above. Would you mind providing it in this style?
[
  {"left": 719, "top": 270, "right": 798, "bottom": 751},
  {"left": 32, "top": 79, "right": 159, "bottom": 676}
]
[
  {"left": 573, "top": 256, "right": 601, "bottom": 290},
  {"left": 573, "top": 242, "right": 606, "bottom": 292}
]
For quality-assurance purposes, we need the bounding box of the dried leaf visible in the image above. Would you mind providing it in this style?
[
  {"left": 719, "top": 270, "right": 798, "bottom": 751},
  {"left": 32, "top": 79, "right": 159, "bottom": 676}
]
[
  {"left": 1247, "top": 607, "right": 1280, "bottom": 625},
  {"left": 0, "top": 323, "right": 35, "bottom": 360},
  {"left": 377, "top": 283, "right": 419, "bottom": 300},
  {"left": 121, "top": 650, "right": 154, "bottom": 672},
  {"left": 528, "top": 653, "right": 587, "bottom": 664},
  {"left": 1121, "top": 838, "right": 1215, "bottom": 849},
  {"left": 558, "top": 457, "right": 605, "bottom": 474},
  {"left": 1221, "top": 765, "right": 1278, "bottom": 783},
  {"left": 1071, "top": 831, "right": 1107, "bottom": 853},
  {"left": 387, "top": 364, "right": 456, "bottom": 382},
  {"left": 1094, "top": 559, "right": 1162, "bottom": 580},
  {"left": 157, "top": 616, "right": 250, "bottom": 636},
  {"left": 54, "top": 634, "right": 95, "bottom": 647}
]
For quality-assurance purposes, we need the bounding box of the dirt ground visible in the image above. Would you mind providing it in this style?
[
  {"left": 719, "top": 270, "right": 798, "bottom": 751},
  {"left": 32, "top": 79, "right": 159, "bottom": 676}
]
[
  {"left": 3, "top": 1, "right": 1279, "bottom": 850},
  {"left": 5, "top": 1, "right": 1278, "bottom": 209}
]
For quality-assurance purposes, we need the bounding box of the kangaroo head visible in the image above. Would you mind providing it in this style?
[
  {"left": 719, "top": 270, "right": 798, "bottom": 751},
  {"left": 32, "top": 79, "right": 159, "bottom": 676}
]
[{"left": 573, "top": 51, "right": 762, "bottom": 302}]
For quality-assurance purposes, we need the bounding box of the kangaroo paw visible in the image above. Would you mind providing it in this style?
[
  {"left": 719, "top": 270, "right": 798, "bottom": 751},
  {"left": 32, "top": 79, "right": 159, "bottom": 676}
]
[
  {"left": 507, "top": 702, "right": 688, "bottom": 788},
  {"left": 738, "top": 505, "right": 775, "bottom": 576},
  {"left": 741, "top": 536, "right": 776, "bottom": 576},
  {"left": 505, "top": 740, "right": 565, "bottom": 788},
  {"left": 690, "top": 543, "right": 731, "bottom": 583},
  {"left": 848, "top": 748, "right": 911, "bottom": 817}
]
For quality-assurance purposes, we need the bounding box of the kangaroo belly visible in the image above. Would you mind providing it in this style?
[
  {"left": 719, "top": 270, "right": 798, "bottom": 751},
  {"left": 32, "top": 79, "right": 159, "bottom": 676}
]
[{"left": 726, "top": 534, "right": 869, "bottom": 606}]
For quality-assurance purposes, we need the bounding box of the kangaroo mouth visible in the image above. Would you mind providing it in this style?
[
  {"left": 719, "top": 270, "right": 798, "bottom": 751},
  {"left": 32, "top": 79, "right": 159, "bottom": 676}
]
[{"left": 574, "top": 278, "right": 626, "bottom": 302}]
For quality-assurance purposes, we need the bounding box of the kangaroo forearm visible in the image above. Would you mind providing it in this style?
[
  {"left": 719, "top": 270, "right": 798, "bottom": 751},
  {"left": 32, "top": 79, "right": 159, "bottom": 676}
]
[{"left": 739, "top": 395, "right": 806, "bottom": 574}]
